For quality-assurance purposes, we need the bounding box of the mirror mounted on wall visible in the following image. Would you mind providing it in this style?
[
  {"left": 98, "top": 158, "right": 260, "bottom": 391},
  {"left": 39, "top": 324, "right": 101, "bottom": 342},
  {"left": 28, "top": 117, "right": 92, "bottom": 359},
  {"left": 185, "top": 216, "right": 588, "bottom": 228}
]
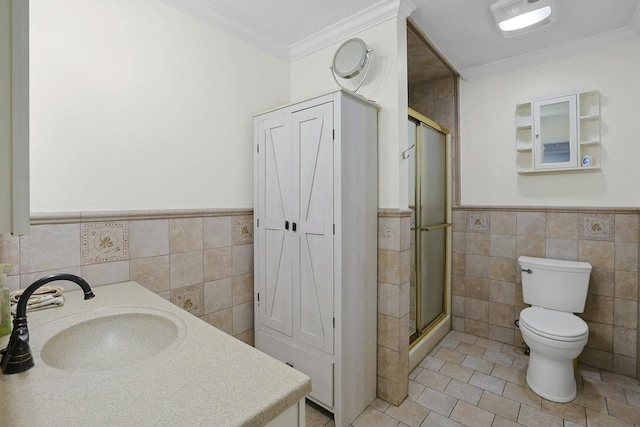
[{"left": 330, "top": 38, "right": 373, "bottom": 94}]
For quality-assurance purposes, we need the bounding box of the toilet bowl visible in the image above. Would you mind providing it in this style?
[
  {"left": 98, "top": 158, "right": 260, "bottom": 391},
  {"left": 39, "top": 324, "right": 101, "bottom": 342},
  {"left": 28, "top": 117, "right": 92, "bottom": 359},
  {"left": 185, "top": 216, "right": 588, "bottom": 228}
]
[
  {"left": 519, "top": 306, "right": 588, "bottom": 402},
  {"left": 517, "top": 256, "right": 592, "bottom": 403}
]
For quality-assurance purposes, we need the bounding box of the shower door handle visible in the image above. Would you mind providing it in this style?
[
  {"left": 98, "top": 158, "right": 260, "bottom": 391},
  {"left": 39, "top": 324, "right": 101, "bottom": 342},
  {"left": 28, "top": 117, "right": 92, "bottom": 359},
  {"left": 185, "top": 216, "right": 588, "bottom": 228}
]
[{"left": 418, "top": 223, "right": 451, "bottom": 231}]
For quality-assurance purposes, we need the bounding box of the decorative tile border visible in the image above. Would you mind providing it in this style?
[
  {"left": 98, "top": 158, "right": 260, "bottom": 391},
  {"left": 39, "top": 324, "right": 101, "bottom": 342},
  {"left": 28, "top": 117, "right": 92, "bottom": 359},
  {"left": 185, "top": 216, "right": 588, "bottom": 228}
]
[
  {"left": 232, "top": 215, "right": 254, "bottom": 245},
  {"left": 82, "top": 222, "right": 129, "bottom": 265},
  {"left": 171, "top": 285, "right": 204, "bottom": 317},
  {"left": 468, "top": 213, "right": 489, "bottom": 233},
  {"left": 579, "top": 214, "right": 615, "bottom": 241}
]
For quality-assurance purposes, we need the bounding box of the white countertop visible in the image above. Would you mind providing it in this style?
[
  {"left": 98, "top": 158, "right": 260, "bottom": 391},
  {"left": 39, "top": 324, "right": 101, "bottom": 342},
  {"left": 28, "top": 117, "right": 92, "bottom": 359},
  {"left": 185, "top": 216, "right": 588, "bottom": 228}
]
[{"left": 0, "top": 281, "right": 311, "bottom": 426}]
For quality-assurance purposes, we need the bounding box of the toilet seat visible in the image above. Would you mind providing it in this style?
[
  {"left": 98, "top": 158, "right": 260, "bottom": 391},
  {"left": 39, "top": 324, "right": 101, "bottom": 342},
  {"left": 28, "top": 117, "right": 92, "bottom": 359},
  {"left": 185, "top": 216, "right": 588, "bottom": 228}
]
[{"left": 520, "top": 307, "right": 588, "bottom": 342}]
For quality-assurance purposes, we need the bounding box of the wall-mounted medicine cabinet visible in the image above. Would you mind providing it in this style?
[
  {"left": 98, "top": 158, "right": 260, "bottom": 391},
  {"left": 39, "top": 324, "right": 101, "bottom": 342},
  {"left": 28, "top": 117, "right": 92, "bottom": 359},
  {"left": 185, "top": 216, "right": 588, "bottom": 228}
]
[{"left": 516, "top": 90, "right": 600, "bottom": 174}]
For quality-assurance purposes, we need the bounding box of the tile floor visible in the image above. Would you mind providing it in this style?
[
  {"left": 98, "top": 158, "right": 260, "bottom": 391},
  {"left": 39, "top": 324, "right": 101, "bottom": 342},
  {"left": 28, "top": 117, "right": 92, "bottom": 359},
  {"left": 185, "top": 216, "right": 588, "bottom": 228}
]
[{"left": 305, "top": 330, "right": 640, "bottom": 426}]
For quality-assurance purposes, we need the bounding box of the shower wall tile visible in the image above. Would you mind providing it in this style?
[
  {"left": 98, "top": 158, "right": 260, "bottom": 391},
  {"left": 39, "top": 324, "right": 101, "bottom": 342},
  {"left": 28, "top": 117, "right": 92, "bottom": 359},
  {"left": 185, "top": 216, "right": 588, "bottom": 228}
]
[
  {"left": 203, "top": 216, "right": 232, "bottom": 249},
  {"left": 82, "top": 222, "right": 129, "bottom": 265},
  {"left": 130, "top": 255, "right": 170, "bottom": 294},
  {"left": 589, "top": 268, "right": 615, "bottom": 297},
  {"left": 170, "top": 217, "right": 203, "bottom": 254},
  {"left": 516, "top": 212, "right": 545, "bottom": 237},
  {"left": 490, "top": 211, "right": 516, "bottom": 235},
  {"left": 546, "top": 238, "right": 578, "bottom": 261},
  {"left": 615, "top": 270, "right": 638, "bottom": 300},
  {"left": 0, "top": 232, "right": 20, "bottom": 275},
  {"left": 20, "top": 224, "right": 81, "bottom": 273},
  {"left": 170, "top": 251, "right": 203, "bottom": 289},
  {"left": 580, "top": 214, "right": 615, "bottom": 241},
  {"left": 454, "top": 206, "right": 639, "bottom": 379},
  {"left": 547, "top": 213, "right": 579, "bottom": 239},
  {"left": 129, "top": 219, "right": 169, "bottom": 258},
  {"left": 232, "top": 215, "right": 253, "bottom": 246}
]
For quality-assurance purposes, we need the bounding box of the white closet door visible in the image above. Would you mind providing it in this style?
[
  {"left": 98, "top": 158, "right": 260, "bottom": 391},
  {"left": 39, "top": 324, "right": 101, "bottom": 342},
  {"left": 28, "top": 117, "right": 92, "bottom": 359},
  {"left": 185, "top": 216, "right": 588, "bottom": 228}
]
[
  {"left": 257, "top": 114, "right": 293, "bottom": 337},
  {"left": 291, "top": 103, "right": 335, "bottom": 354}
]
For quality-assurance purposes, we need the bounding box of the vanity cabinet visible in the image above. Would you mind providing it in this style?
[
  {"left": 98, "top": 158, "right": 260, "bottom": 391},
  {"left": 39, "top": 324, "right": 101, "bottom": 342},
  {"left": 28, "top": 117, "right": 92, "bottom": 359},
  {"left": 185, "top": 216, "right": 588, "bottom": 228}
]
[
  {"left": 516, "top": 90, "right": 600, "bottom": 174},
  {"left": 0, "top": 0, "right": 29, "bottom": 235},
  {"left": 253, "top": 90, "right": 378, "bottom": 427}
]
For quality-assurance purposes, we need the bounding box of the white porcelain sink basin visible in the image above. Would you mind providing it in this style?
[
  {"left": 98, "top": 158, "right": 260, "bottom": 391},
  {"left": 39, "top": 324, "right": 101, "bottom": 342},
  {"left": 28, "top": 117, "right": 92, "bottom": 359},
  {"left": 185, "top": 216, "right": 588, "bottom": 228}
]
[{"left": 36, "top": 307, "right": 186, "bottom": 372}]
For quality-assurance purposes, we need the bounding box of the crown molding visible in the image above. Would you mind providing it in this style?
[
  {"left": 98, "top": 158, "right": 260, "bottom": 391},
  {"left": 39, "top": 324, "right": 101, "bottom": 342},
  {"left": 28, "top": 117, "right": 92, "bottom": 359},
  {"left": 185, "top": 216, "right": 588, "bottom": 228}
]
[
  {"left": 158, "top": 0, "right": 290, "bottom": 60},
  {"left": 290, "top": 0, "right": 417, "bottom": 61},
  {"left": 460, "top": 26, "right": 640, "bottom": 81}
]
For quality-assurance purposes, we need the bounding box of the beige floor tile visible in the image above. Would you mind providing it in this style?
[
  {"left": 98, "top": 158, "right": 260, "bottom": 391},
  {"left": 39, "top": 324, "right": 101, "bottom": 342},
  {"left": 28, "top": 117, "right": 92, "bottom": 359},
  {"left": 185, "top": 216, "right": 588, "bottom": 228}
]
[
  {"left": 469, "top": 371, "right": 506, "bottom": 395},
  {"left": 414, "top": 369, "right": 452, "bottom": 391},
  {"left": 576, "top": 364, "right": 602, "bottom": 381},
  {"left": 352, "top": 407, "right": 399, "bottom": 427},
  {"left": 475, "top": 336, "right": 505, "bottom": 351},
  {"left": 456, "top": 342, "right": 486, "bottom": 358},
  {"left": 572, "top": 390, "right": 608, "bottom": 413},
  {"left": 408, "top": 381, "right": 426, "bottom": 402},
  {"left": 491, "top": 364, "right": 526, "bottom": 385},
  {"left": 478, "top": 391, "right": 520, "bottom": 422},
  {"left": 305, "top": 403, "right": 331, "bottom": 427},
  {"left": 606, "top": 398, "right": 640, "bottom": 425},
  {"left": 434, "top": 347, "right": 466, "bottom": 365},
  {"left": 449, "top": 401, "right": 494, "bottom": 427},
  {"left": 541, "top": 399, "right": 586, "bottom": 426},
  {"left": 502, "top": 382, "right": 542, "bottom": 409},
  {"left": 491, "top": 416, "right": 522, "bottom": 427},
  {"left": 517, "top": 403, "right": 563, "bottom": 426},
  {"left": 444, "top": 379, "right": 483, "bottom": 405},
  {"left": 586, "top": 408, "right": 634, "bottom": 427},
  {"left": 461, "top": 355, "right": 495, "bottom": 374},
  {"left": 583, "top": 377, "right": 628, "bottom": 403},
  {"left": 501, "top": 344, "right": 529, "bottom": 360},
  {"left": 482, "top": 349, "right": 515, "bottom": 367},
  {"left": 371, "top": 398, "right": 392, "bottom": 412},
  {"left": 385, "top": 399, "right": 429, "bottom": 427},
  {"left": 438, "top": 337, "right": 462, "bottom": 350},
  {"left": 439, "top": 361, "right": 474, "bottom": 383},
  {"left": 420, "top": 411, "right": 464, "bottom": 427},
  {"left": 625, "top": 389, "right": 640, "bottom": 408},
  {"left": 600, "top": 371, "right": 640, "bottom": 393},
  {"left": 419, "top": 355, "right": 446, "bottom": 372},
  {"left": 415, "top": 387, "right": 458, "bottom": 417},
  {"left": 410, "top": 366, "right": 422, "bottom": 380},
  {"left": 448, "top": 330, "right": 480, "bottom": 344}
]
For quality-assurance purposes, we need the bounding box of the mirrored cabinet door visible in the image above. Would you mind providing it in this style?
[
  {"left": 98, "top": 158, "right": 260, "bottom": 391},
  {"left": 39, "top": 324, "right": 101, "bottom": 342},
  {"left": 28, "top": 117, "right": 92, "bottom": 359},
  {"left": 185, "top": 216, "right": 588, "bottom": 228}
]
[{"left": 533, "top": 94, "right": 577, "bottom": 170}]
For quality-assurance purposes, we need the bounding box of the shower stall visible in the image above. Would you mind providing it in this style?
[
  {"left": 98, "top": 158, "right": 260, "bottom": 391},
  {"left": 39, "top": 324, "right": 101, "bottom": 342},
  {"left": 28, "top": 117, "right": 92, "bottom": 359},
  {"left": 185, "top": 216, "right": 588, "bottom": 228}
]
[{"left": 407, "top": 108, "right": 451, "bottom": 354}]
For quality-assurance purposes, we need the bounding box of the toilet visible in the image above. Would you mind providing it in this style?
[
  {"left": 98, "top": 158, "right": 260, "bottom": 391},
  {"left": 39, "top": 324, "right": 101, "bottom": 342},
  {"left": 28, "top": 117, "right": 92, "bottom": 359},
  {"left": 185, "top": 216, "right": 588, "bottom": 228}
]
[{"left": 517, "top": 256, "right": 592, "bottom": 403}]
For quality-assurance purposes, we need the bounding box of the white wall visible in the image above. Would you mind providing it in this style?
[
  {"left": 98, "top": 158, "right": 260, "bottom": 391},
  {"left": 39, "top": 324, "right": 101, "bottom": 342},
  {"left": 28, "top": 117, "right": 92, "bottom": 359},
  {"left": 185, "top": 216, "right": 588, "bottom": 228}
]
[
  {"left": 460, "top": 40, "right": 640, "bottom": 207},
  {"left": 30, "top": 0, "right": 290, "bottom": 212},
  {"left": 291, "top": 18, "right": 409, "bottom": 209}
]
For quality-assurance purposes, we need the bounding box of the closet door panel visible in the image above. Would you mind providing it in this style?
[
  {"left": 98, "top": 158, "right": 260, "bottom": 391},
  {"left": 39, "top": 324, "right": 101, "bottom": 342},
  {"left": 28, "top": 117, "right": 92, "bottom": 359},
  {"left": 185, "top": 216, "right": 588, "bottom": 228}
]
[
  {"left": 257, "top": 115, "right": 293, "bottom": 337},
  {"left": 291, "top": 103, "right": 335, "bottom": 354}
]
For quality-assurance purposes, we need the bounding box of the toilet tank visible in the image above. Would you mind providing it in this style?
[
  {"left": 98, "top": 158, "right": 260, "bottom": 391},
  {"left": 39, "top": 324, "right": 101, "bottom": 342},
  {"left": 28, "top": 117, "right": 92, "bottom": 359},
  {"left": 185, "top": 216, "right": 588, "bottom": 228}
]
[{"left": 518, "top": 256, "right": 592, "bottom": 313}]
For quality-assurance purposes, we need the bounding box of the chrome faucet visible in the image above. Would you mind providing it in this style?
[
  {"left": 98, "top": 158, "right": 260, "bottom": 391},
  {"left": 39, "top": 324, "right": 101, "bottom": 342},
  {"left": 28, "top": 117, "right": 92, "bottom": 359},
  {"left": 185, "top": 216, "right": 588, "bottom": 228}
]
[{"left": 0, "top": 274, "right": 95, "bottom": 374}]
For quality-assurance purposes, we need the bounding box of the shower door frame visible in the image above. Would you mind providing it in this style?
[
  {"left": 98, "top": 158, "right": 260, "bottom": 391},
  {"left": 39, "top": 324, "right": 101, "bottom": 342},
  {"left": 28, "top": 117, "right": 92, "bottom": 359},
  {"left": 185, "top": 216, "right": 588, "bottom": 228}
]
[{"left": 408, "top": 108, "right": 452, "bottom": 346}]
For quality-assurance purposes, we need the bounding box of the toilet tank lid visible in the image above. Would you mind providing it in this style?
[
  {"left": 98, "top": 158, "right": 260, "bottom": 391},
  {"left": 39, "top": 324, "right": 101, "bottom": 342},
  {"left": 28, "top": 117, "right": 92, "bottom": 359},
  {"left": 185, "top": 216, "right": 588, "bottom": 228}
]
[{"left": 518, "top": 256, "right": 592, "bottom": 273}]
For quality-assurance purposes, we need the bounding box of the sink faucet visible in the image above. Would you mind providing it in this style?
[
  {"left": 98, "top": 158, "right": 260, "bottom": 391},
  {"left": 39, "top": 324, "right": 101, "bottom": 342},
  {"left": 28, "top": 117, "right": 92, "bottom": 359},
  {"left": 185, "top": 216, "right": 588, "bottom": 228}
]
[{"left": 0, "top": 273, "right": 95, "bottom": 374}]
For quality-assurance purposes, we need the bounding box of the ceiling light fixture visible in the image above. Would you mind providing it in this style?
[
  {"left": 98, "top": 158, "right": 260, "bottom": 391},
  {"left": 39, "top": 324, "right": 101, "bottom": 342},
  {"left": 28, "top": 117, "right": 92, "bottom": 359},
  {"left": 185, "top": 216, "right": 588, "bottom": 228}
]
[{"left": 491, "top": 0, "right": 555, "bottom": 37}]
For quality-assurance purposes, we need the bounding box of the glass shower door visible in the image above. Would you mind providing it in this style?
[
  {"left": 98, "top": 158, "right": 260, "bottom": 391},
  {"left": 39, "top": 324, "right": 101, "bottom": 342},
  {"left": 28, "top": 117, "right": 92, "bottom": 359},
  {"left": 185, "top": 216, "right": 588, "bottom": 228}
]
[{"left": 409, "top": 110, "right": 450, "bottom": 342}]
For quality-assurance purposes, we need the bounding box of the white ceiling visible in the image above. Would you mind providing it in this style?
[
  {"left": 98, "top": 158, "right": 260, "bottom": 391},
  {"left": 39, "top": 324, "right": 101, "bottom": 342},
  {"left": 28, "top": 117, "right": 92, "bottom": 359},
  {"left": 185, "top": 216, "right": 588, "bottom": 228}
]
[{"left": 161, "top": 0, "right": 640, "bottom": 80}]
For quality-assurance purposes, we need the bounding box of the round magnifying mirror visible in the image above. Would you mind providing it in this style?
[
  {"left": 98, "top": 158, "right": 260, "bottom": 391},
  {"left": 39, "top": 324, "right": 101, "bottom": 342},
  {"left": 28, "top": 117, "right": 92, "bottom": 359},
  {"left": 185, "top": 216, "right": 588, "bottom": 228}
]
[{"left": 332, "top": 38, "right": 369, "bottom": 79}]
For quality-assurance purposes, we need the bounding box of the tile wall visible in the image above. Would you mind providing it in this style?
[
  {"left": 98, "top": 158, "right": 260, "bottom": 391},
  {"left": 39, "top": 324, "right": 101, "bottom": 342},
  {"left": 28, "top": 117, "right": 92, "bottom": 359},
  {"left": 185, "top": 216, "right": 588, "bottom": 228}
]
[
  {"left": 0, "top": 209, "right": 255, "bottom": 345},
  {"left": 452, "top": 207, "right": 639, "bottom": 378},
  {"left": 409, "top": 75, "right": 460, "bottom": 205},
  {"left": 377, "top": 209, "right": 413, "bottom": 405}
]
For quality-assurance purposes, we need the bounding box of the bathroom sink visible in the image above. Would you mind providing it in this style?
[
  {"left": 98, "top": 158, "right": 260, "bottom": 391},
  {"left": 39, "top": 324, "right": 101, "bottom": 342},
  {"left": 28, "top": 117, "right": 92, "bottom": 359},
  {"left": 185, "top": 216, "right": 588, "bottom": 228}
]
[{"left": 37, "top": 307, "right": 186, "bottom": 372}]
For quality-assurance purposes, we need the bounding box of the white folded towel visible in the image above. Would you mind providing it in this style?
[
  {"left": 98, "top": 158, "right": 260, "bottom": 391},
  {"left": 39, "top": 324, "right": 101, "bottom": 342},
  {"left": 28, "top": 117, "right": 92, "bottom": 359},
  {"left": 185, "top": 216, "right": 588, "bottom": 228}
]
[{"left": 10, "top": 285, "right": 65, "bottom": 315}]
